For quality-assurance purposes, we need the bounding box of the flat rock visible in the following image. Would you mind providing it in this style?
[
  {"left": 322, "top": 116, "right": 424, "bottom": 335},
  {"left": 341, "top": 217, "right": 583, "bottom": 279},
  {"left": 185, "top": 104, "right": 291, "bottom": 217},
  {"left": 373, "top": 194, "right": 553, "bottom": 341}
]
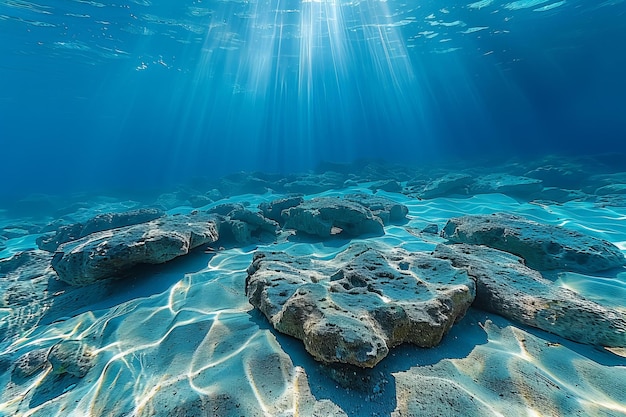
[
  {"left": 210, "top": 206, "right": 278, "bottom": 244},
  {"left": 282, "top": 197, "right": 386, "bottom": 237},
  {"left": 51, "top": 213, "right": 219, "bottom": 286},
  {"left": 420, "top": 173, "right": 472, "bottom": 199},
  {"left": 37, "top": 208, "right": 165, "bottom": 252},
  {"left": 246, "top": 243, "right": 475, "bottom": 367},
  {"left": 433, "top": 244, "right": 626, "bottom": 347},
  {"left": 471, "top": 173, "right": 543, "bottom": 197},
  {"left": 344, "top": 193, "right": 409, "bottom": 224},
  {"left": 441, "top": 213, "right": 626, "bottom": 273}
]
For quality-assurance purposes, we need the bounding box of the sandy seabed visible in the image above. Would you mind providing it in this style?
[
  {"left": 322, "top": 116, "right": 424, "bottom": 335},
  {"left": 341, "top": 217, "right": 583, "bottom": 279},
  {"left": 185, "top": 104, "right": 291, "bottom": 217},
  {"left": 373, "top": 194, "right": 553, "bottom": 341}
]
[{"left": 1, "top": 175, "right": 626, "bottom": 417}]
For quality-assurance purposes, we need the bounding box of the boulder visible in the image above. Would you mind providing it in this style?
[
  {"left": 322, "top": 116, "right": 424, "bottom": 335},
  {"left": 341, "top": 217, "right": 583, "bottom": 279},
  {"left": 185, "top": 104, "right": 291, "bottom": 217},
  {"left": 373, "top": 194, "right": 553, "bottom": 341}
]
[
  {"left": 419, "top": 173, "right": 472, "bottom": 199},
  {"left": 471, "top": 173, "right": 543, "bottom": 197},
  {"left": 246, "top": 243, "right": 475, "bottom": 367},
  {"left": 51, "top": 213, "right": 219, "bottom": 286},
  {"left": 433, "top": 244, "right": 626, "bottom": 347},
  {"left": 208, "top": 205, "right": 278, "bottom": 244},
  {"left": 441, "top": 213, "right": 626, "bottom": 273},
  {"left": 344, "top": 193, "right": 408, "bottom": 224},
  {"left": 259, "top": 196, "right": 304, "bottom": 224},
  {"left": 37, "top": 208, "right": 165, "bottom": 252},
  {"left": 282, "top": 197, "right": 386, "bottom": 238}
]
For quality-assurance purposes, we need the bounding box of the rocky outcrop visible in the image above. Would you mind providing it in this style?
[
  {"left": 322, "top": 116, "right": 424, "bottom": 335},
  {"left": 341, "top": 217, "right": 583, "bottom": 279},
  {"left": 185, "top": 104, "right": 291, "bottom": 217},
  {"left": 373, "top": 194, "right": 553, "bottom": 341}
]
[
  {"left": 441, "top": 213, "right": 626, "bottom": 273},
  {"left": 246, "top": 243, "right": 475, "bottom": 367},
  {"left": 471, "top": 173, "right": 543, "bottom": 197},
  {"left": 419, "top": 173, "right": 472, "bottom": 199},
  {"left": 37, "top": 208, "right": 165, "bottom": 252},
  {"left": 433, "top": 244, "right": 626, "bottom": 347},
  {"left": 344, "top": 193, "right": 408, "bottom": 224},
  {"left": 208, "top": 205, "right": 278, "bottom": 244},
  {"left": 282, "top": 197, "right": 385, "bottom": 238},
  {"left": 281, "top": 195, "right": 408, "bottom": 238},
  {"left": 51, "top": 213, "right": 219, "bottom": 286},
  {"left": 259, "top": 196, "right": 303, "bottom": 224}
]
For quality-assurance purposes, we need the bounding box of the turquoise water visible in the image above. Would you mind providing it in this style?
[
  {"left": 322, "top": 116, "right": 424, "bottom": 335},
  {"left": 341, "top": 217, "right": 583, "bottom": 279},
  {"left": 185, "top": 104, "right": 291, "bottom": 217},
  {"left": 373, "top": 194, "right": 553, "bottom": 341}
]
[{"left": 1, "top": 0, "right": 625, "bottom": 198}]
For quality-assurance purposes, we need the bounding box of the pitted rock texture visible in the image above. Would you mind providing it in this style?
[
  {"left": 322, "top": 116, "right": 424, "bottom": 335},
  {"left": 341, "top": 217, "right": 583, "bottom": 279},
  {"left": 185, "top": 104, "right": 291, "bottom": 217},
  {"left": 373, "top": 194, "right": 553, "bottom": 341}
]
[
  {"left": 246, "top": 243, "right": 475, "bottom": 367},
  {"left": 433, "top": 244, "right": 626, "bottom": 347},
  {"left": 51, "top": 213, "right": 219, "bottom": 286},
  {"left": 441, "top": 213, "right": 626, "bottom": 273}
]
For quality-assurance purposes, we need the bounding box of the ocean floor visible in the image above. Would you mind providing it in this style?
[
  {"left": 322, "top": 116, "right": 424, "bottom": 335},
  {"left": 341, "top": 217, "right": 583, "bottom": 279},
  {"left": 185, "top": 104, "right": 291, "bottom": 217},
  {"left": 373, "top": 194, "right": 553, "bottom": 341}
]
[{"left": 1, "top": 155, "right": 626, "bottom": 417}]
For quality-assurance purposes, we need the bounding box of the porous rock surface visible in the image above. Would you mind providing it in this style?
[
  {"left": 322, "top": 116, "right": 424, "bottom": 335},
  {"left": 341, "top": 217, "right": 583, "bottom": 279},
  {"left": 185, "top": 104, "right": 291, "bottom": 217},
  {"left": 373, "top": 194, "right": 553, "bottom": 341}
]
[
  {"left": 52, "top": 213, "right": 219, "bottom": 286},
  {"left": 441, "top": 212, "right": 626, "bottom": 273},
  {"left": 433, "top": 244, "right": 626, "bottom": 347},
  {"left": 246, "top": 243, "right": 475, "bottom": 367}
]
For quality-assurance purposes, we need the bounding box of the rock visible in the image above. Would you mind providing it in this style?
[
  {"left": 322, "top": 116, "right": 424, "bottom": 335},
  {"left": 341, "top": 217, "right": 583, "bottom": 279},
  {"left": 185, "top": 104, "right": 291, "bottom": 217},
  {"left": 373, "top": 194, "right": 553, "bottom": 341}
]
[
  {"left": 282, "top": 197, "right": 385, "bottom": 238},
  {"left": 207, "top": 202, "right": 246, "bottom": 216},
  {"left": 441, "top": 213, "right": 626, "bottom": 273},
  {"left": 47, "top": 340, "right": 94, "bottom": 378},
  {"left": 369, "top": 180, "right": 402, "bottom": 193},
  {"left": 12, "top": 349, "right": 49, "bottom": 379},
  {"left": 80, "top": 208, "right": 165, "bottom": 237},
  {"left": 187, "top": 194, "right": 213, "bottom": 208},
  {"left": 218, "top": 208, "right": 278, "bottom": 244},
  {"left": 420, "top": 173, "right": 472, "bottom": 199},
  {"left": 51, "top": 213, "right": 219, "bottom": 286},
  {"left": 344, "top": 193, "right": 408, "bottom": 224},
  {"left": 37, "top": 223, "right": 83, "bottom": 252},
  {"left": 259, "top": 196, "right": 304, "bottom": 224},
  {"left": 524, "top": 164, "right": 587, "bottom": 188},
  {"left": 471, "top": 173, "right": 543, "bottom": 197},
  {"left": 246, "top": 243, "right": 475, "bottom": 367},
  {"left": 433, "top": 244, "right": 626, "bottom": 347},
  {"left": 421, "top": 223, "right": 439, "bottom": 235},
  {"left": 37, "top": 208, "right": 165, "bottom": 252},
  {"left": 531, "top": 187, "right": 587, "bottom": 204}
]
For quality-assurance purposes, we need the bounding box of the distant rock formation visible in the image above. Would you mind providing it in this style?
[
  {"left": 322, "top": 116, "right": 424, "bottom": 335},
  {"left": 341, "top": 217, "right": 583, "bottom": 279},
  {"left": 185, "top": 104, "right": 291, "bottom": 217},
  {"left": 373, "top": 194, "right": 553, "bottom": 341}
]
[{"left": 441, "top": 212, "right": 626, "bottom": 273}]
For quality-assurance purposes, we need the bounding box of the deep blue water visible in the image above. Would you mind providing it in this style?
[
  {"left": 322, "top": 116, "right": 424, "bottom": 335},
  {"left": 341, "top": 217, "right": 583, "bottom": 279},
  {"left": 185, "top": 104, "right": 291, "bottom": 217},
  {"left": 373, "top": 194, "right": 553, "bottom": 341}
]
[{"left": 1, "top": 0, "right": 625, "bottom": 198}]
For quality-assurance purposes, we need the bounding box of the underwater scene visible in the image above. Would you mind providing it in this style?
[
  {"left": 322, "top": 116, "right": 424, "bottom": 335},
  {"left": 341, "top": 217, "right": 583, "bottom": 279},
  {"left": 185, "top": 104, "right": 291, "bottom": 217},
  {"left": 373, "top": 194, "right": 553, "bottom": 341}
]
[{"left": 1, "top": 0, "right": 626, "bottom": 416}]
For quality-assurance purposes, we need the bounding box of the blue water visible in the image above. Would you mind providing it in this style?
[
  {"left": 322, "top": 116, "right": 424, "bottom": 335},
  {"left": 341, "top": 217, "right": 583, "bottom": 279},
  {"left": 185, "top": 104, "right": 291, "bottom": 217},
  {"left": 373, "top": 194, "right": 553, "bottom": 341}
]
[{"left": 1, "top": 0, "right": 625, "bottom": 198}]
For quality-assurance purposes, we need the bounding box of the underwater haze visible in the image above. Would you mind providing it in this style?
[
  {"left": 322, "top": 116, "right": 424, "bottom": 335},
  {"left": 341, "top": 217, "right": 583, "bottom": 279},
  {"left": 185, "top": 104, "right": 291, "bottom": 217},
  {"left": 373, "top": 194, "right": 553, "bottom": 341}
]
[{"left": 1, "top": 0, "right": 625, "bottom": 197}]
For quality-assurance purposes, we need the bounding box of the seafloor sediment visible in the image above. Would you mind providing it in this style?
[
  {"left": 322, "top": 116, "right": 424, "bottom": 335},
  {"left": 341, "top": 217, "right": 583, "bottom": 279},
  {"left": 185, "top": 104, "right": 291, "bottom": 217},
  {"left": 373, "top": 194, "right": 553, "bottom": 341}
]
[{"left": 1, "top": 154, "right": 626, "bottom": 417}]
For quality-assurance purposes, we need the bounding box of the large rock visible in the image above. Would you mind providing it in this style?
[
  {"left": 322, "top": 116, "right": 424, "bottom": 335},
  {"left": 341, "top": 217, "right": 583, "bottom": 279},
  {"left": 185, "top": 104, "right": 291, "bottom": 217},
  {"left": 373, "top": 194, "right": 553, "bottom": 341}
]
[
  {"left": 433, "top": 244, "right": 626, "bottom": 347},
  {"left": 441, "top": 213, "right": 626, "bottom": 273},
  {"left": 37, "top": 208, "right": 165, "bottom": 252},
  {"left": 51, "top": 213, "right": 219, "bottom": 286},
  {"left": 281, "top": 195, "right": 407, "bottom": 238},
  {"left": 259, "top": 196, "right": 304, "bottom": 224},
  {"left": 246, "top": 243, "right": 475, "bottom": 367},
  {"left": 419, "top": 173, "right": 472, "bottom": 199},
  {"left": 282, "top": 197, "right": 386, "bottom": 238},
  {"left": 470, "top": 173, "right": 543, "bottom": 197},
  {"left": 208, "top": 205, "right": 278, "bottom": 244},
  {"left": 344, "top": 193, "right": 408, "bottom": 224}
]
